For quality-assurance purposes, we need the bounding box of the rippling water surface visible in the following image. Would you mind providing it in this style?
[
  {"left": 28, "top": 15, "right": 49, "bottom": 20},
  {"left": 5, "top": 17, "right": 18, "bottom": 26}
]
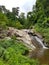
[{"left": 29, "top": 48, "right": 49, "bottom": 65}]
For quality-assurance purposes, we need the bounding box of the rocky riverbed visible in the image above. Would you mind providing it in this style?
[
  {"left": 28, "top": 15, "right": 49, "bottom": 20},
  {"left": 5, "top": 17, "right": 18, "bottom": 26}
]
[{"left": 0, "top": 27, "right": 48, "bottom": 50}]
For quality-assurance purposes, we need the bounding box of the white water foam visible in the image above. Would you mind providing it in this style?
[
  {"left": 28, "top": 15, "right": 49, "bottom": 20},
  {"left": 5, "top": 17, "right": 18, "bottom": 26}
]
[{"left": 34, "top": 36, "right": 48, "bottom": 49}]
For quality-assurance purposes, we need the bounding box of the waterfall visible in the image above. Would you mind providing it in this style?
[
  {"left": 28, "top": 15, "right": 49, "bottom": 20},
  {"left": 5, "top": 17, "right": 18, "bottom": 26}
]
[
  {"left": 34, "top": 36, "right": 47, "bottom": 49},
  {"left": 28, "top": 32, "right": 48, "bottom": 49},
  {"left": 21, "top": 29, "right": 48, "bottom": 49}
]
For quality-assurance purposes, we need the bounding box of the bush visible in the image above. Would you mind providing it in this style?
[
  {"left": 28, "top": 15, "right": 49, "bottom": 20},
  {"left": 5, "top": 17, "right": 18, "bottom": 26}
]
[
  {"left": 15, "top": 21, "right": 23, "bottom": 29},
  {"left": 0, "top": 39, "right": 40, "bottom": 65}
]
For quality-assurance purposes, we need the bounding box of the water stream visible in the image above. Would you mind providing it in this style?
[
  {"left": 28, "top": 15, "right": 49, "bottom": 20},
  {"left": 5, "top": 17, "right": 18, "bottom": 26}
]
[
  {"left": 28, "top": 33, "right": 49, "bottom": 65},
  {"left": 29, "top": 48, "right": 49, "bottom": 65},
  {"left": 34, "top": 36, "right": 47, "bottom": 49}
]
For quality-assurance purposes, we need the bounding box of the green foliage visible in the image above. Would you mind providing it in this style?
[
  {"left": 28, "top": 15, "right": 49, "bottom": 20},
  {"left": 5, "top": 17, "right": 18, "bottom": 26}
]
[
  {"left": 34, "top": 24, "right": 49, "bottom": 45},
  {"left": 0, "top": 59, "right": 9, "bottom": 65},
  {"left": 33, "top": 0, "right": 49, "bottom": 46},
  {"left": 0, "top": 39, "right": 39, "bottom": 65},
  {"left": 0, "top": 12, "right": 8, "bottom": 29},
  {"left": 15, "top": 21, "right": 23, "bottom": 29},
  {"left": 0, "top": 21, "right": 7, "bottom": 29},
  {"left": 0, "top": 6, "right": 25, "bottom": 29}
]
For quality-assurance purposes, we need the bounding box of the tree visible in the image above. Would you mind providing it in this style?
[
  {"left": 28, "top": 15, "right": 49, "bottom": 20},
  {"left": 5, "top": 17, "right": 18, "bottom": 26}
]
[
  {"left": 0, "top": 5, "right": 8, "bottom": 14},
  {"left": 0, "top": 6, "right": 2, "bottom": 12},
  {"left": 12, "top": 7, "right": 19, "bottom": 16},
  {"left": 0, "top": 12, "right": 8, "bottom": 28},
  {"left": 19, "top": 12, "right": 25, "bottom": 25}
]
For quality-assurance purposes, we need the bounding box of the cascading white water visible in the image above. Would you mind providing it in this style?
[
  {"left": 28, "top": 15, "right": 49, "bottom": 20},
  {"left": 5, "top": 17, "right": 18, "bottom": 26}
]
[
  {"left": 22, "top": 29, "right": 48, "bottom": 49},
  {"left": 34, "top": 36, "right": 47, "bottom": 49}
]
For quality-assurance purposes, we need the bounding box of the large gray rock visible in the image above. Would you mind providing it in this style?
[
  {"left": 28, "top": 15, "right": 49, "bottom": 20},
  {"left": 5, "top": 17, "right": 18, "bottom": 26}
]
[
  {"left": 7, "top": 27, "right": 36, "bottom": 50},
  {"left": 1, "top": 27, "right": 46, "bottom": 49}
]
